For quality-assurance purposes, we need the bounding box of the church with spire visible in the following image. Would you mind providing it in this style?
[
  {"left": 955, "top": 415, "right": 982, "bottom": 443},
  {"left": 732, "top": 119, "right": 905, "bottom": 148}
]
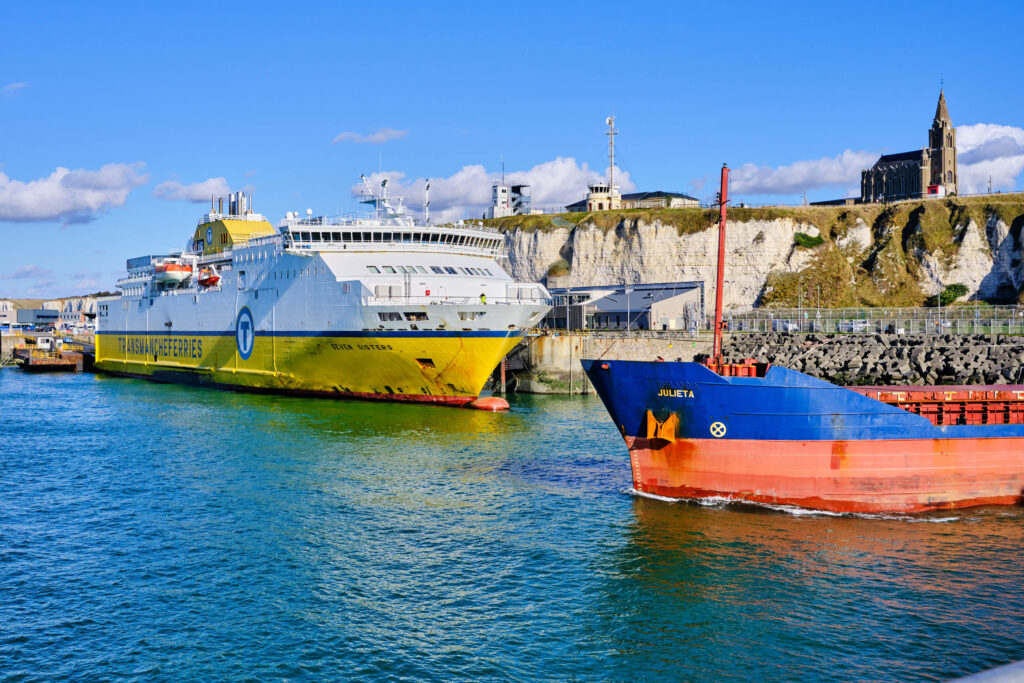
[{"left": 859, "top": 90, "right": 958, "bottom": 203}]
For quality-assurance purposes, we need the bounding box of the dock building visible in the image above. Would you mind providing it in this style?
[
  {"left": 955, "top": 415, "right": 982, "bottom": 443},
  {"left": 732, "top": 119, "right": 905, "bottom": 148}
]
[{"left": 545, "top": 281, "right": 704, "bottom": 331}]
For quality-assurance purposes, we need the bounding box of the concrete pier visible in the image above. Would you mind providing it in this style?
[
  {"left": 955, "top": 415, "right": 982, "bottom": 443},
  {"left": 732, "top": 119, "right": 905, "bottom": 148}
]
[{"left": 502, "top": 331, "right": 712, "bottom": 394}]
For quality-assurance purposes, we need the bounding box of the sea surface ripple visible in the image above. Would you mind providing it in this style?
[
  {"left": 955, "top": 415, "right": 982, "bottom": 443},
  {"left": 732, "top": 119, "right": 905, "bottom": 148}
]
[{"left": 2, "top": 371, "right": 1023, "bottom": 682}]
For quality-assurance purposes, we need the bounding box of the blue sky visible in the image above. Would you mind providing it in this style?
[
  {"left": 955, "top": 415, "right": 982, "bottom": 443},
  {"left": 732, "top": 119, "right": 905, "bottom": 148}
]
[{"left": 3, "top": 0, "right": 1023, "bottom": 298}]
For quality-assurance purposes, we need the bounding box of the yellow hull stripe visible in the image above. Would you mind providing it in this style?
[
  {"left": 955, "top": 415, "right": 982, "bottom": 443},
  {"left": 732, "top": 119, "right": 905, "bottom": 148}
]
[{"left": 94, "top": 332, "right": 520, "bottom": 401}]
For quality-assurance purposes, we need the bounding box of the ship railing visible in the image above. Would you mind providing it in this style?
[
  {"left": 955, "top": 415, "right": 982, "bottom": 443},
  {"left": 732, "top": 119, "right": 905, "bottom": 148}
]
[
  {"left": 364, "top": 295, "right": 553, "bottom": 306},
  {"left": 280, "top": 212, "right": 502, "bottom": 233},
  {"left": 286, "top": 241, "right": 503, "bottom": 258}
]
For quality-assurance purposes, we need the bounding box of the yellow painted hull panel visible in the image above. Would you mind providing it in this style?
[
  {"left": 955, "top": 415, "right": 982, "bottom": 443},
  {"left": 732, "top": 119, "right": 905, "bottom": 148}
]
[{"left": 94, "top": 332, "right": 520, "bottom": 405}]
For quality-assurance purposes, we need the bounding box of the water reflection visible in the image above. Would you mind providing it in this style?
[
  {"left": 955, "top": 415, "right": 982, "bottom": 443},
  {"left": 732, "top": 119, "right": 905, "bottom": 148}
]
[{"left": 592, "top": 497, "right": 1024, "bottom": 682}]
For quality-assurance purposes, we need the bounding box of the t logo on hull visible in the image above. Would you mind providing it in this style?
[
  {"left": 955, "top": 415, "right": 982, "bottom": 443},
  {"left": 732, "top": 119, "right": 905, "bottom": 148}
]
[{"left": 236, "top": 307, "right": 255, "bottom": 359}]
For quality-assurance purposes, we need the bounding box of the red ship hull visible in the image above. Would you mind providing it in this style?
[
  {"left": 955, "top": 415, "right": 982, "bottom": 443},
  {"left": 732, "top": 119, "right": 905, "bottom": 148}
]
[
  {"left": 582, "top": 360, "right": 1024, "bottom": 514},
  {"left": 626, "top": 435, "right": 1024, "bottom": 513}
]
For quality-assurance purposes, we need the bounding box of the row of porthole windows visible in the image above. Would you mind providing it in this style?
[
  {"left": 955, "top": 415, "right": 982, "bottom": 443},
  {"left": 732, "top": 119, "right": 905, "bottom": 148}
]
[
  {"left": 366, "top": 265, "right": 493, "bottom": 276},
  {"left": 236, "top": 250, "right": 269, "bottom": 263},
  {"left": 270, "top": 266, "right": 326, "bottom": 281}
]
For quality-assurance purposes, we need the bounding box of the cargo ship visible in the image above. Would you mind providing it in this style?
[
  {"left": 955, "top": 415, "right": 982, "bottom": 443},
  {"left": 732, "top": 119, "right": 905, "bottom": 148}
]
[
  {"left": 95, "top": 180, "right": 551, "bottom": 406},
  {"left": 583, "top": 165, "right": 1024, "bottom": 513}
]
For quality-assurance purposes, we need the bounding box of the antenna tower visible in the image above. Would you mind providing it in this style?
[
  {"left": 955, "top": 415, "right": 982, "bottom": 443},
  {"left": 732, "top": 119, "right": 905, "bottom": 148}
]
[{"left": 605, "top": 115, "right": 618, "bottom": 199}]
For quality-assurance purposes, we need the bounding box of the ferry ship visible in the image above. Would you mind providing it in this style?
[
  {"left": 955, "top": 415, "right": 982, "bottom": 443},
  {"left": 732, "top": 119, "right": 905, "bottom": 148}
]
[
  {"left": 582, "top": 164, "right": 1024, "bottom": 513},
  {"left": 95, "top": 181, "right": 551, "bottom": 406}
]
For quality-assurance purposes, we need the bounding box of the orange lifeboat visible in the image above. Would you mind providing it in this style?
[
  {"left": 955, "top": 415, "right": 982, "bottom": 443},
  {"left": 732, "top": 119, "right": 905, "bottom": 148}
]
[
  {"left": 198, "top": 268, "right": 220, "bottom": 287},
  {"left": 154, "top": 262, "right": 192, "bottom": 284}
]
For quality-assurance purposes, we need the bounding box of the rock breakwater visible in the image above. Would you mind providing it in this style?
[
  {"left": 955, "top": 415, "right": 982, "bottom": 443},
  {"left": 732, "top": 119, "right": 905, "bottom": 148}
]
[{"left": 725, "top": 332, "right": 1024, "bottom": 385}]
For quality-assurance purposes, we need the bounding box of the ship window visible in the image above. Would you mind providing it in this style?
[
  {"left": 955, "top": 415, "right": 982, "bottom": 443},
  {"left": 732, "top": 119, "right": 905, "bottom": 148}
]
[
  {"left": 372, "top": 232, "right": 382, "bottom": 242},
  {"left": 367, "top": 266, "right": 380, "bottom": 273},
  {"left": 383, "top": 266, "right": 396, "bottom": 274},
  {"left": 402, "top": 232, "right": 412, "bottom": 243},
  {"left": 404, "top": 312, "right": 428, "bottom": 321},
  {"left": 431, "top": 266, "right": 444, "bottom": 274},
  {"left": 416, "top": 266, "right": 427, "bottom": 274},
  {"left": 484, "top": 269, "right": 493, "bottom": 275},
  {"left": 378, "top": 312, "right": 402, "bottom": 321},
  {"left": 332, "top": 232, "right": 341, "bottom": 241},
  {"left": 430, "top": 233, "right": 440, "bottom": 243},
  {"left": 412, "top": 233, "right": 421, "bottom": 242},
  {"left": 342, "top": 283, "right": 351, "bottom": 293},
  {"left": 459, "top": 311, "right": 487, "bottom": 320},
  {"left": 444, "top": 267, "right": 457, "bottom": 274},
  {"left": 342, "top": 232, "right": 351, "bottom": 241},
  {"left": 300, "top": 232, "right": 310, "bottom": 241},
  {"left": 311, "top": 232, "right": 322, "bottom": 241}
]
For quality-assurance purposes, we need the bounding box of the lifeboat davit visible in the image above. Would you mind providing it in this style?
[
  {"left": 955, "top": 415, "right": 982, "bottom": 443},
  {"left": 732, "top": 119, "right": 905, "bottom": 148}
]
[
  {"left": 198, "top": 268, "right": 220, "bottom": 287},
  {"left": 154, "top": 262, "right": 193, "bottom": 283}
]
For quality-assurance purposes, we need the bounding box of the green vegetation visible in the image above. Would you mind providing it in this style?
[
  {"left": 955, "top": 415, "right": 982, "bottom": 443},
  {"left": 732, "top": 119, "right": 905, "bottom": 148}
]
[
  {"left": 925, "top": 283, "right": 969, "bottom": 307},
  {"left": 547, "top": 258, "right": 571, "bottom": 277},
  {"left": 793, "top": 232, "right": 824, "bottom": 248}
]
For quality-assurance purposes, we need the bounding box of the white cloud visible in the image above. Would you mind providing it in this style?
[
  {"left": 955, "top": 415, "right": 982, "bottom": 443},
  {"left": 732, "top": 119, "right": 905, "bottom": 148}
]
[
  {"left": 1, "top": 264, "right": 52, "bottom": 279},
  {"left": 349, "top": 157, "right": 633, "bottom": 221},
  {"left": 727, "top": 150, "right": 878, "bottom": 196},
  {"left": 0, "top": 163, "right": 148, "bottom": 224},
  {"left": 1, "top": 82, "right": 27, "bottom": 97},
  {"left": 957, "top": 123, "right": 1024, "bottom": 193},
  {"left": 331, "top": 128, "right": 408, "bottom": 144},
  {"left": 153, "top": 177, "right": 231, "bottom": 203}
]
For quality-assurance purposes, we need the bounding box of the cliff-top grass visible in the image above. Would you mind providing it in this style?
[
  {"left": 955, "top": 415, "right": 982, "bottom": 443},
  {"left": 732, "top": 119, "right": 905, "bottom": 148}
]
[{"left": 480, "top": 193, "right": 1024, "bottom": 239}]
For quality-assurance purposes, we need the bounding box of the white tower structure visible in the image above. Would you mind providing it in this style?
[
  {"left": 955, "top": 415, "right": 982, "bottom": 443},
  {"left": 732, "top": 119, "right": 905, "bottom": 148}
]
[{"left": 586, "top": 115, "right": 621, "bottom": 211}]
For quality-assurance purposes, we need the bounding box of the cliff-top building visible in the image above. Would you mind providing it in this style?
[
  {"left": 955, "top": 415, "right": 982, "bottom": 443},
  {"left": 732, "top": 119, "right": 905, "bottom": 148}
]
[{"left": 860, "top": 90, "right": 958, "bottom": 203}]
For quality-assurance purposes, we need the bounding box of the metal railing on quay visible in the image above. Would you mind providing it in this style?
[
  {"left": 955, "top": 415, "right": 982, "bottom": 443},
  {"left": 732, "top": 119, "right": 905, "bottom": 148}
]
[{"left": 723, "top": 304, "right": 1024, "bottom": 336}]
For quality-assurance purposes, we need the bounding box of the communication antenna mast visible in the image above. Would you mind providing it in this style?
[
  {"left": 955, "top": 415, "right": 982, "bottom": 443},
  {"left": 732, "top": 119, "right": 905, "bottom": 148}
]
[
  {"left": 605, "top": 115, "right": 618, "bottom": 199},
  {"left": 424, "top": 178, "right": 431, "bottom": 224},
  {"left": 501, "top": 153, "right": 505, "bottom": 185}
]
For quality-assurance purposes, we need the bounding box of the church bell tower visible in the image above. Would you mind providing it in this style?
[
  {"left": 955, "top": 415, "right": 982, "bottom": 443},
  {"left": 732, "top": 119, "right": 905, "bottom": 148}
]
[{"left": 928, "top": 89, "right": 958, "bottom": 195}]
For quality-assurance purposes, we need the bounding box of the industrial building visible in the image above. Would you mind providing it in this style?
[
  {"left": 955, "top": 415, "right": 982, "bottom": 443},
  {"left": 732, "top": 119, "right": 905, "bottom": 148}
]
[
  {"left": 565, "top": 190, "right": 700, "bottom": 213},
  {"left": 486, "top": 182, "right": 532, "bottom": 218},
  {"left": 544, "top": 281, "right": 704, "bottom": 331}
]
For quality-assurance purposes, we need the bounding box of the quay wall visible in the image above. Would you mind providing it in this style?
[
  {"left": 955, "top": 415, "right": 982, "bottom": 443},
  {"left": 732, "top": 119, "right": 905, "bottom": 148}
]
[
  {"left": 505, "top": 332, "right": 1024, "bottom": 394},
  {"left": 505, "top": 333, "right": 712, "bottom": 394}
]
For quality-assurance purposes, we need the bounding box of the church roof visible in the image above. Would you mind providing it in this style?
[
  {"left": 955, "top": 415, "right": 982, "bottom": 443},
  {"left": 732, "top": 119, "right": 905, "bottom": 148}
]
[
  {"left": 935, "top": 89, "right": 951, "bottom": 123},
  {"left": 875, "top": 150, "right": 925, "bottom": 164}
]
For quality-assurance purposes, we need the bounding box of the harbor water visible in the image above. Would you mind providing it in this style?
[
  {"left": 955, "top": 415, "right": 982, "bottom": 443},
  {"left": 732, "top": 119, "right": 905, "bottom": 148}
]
[{"left": 2, "top": 370, "right": 1023, "bottom": 681}]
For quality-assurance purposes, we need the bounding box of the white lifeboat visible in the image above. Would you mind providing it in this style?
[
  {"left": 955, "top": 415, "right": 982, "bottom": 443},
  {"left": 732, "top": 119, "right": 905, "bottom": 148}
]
[{"left": 154, "top": 262, "right": 193, "bottom": 284}]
